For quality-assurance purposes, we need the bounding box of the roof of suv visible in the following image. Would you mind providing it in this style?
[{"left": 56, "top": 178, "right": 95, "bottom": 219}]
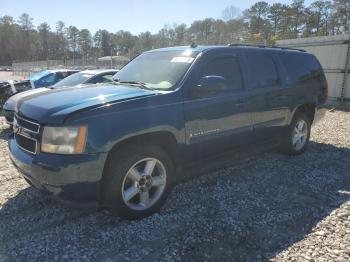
[
  {"left": 150, "top": 44, "right": 305, "bottom": 54},
  {"left": 150, "top": 45, "right": 222, "bottom": 53}
]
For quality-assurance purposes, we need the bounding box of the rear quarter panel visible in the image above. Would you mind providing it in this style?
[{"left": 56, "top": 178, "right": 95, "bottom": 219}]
[{"left": 276, "top": 51, "right": 326, "bottom": 124}]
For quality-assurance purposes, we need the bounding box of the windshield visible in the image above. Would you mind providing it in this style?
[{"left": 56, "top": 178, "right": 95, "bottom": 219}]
[
  {"left": 113, "top": 50, "right": 199, "bottom": 90},
  {"left": 53, "top": 72, "right": 93, "bottom": 87},
  {"left": 29, "top": 70, "right": 50, "bottom": 81}
]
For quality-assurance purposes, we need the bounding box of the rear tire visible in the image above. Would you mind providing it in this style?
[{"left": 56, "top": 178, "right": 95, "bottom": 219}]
[
  {"left": 279, "top": 111, "right": 311, "bottom": 155},
  {"left": 102, "top": 143, "right": 174, "bottom": 219}
]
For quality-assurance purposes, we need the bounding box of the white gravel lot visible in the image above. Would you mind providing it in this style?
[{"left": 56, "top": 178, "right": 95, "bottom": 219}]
[{"left": 0, "top": 110, "right": 349, "bottom": 261}]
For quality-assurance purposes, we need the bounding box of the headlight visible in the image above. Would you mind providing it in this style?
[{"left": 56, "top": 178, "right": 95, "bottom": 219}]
[{"left": 41, "top": 126, "right": 88, "bottom": 154}]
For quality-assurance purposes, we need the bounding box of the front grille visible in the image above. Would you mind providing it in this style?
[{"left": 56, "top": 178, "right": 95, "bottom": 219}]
[
  {"left": 15, "top": 115, "right": 40, "bottom": 133},
  {"left": 15, "top": 133, "right": 37, "bottom": 153},
  {"left": 14, "top": 115, "right": 40, "bottom": 154}
]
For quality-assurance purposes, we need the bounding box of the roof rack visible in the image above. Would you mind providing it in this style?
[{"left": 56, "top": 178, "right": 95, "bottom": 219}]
[
  {"left": 227, "top": 43, "right": 306, "bottom": 52},
  {"left": 274, "top": 45, "right": 306, "bottom": 52},
  {"left": 228, "top": 43, "right": 266, "bottom": 48}
]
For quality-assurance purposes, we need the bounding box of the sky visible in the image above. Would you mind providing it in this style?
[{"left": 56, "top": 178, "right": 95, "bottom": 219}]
[{"left": 0, "top": 0, "right": 313, "bottom": 35}]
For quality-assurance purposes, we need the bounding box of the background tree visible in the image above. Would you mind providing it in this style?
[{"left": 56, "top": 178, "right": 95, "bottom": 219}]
[
  {"left": 56, "top": 21, "right": 67, "bottom": 60},
  {"left": 78, "top": 29, "right": 92, "bottom": 63},
  {"left": 226, "top": 18, "right": 247, "bottom": 43},
  {"left": 67, "top": 26, "right": 80, "bottom": 61},
  {"left": 17, "top": 13, "right": 33, "bottom": 31},
  {"left": 113, "top": 30, "right": 136, "bottom": 56},
  {"left": 221, "top": 5, "right": 241, "bottom": 21},
  {"left": 37, "top": 22, "right": 51, "bottom": 60},
  {"left": 334, "top": 0, "right": 350, "bottom": 32},
  {"left": 290, "top": 0, "right": 306, "bottom": 37},
  {"left": 269, "top": 3, "right": 285, "bottom": 36},
  {"left": 135, "top": 31, "right": 153, "bottom": 54},
  {"left": 94, "top": 29, "right": 112, "bottom": 56},
  {"left": 17, "top": 13, "right": 35, "bottom": 61},
  {"left": 174, "top": 24, "right": 188, "bottom": 45},
  {"left": 244, "top": 1, "right": 271, "bottom": 43},
  {"left": 1, "top": 0, "right": 350, "bottom": 66},
  {"left": 0, "top": 16, "right": 18, "bottom": 64}
]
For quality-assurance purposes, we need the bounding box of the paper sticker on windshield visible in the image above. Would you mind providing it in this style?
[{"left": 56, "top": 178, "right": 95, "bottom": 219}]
[{"left": 171, "top": 57, "right": 194, "bottom": 63}]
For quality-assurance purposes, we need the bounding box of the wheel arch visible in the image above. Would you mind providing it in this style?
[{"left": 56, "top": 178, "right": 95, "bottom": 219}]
[
  {"left": 102, "top": 131, "right": 179, "bottom": 173},
  {"left": 99, "top": 131, "right": 179, "bottom": 207},
  {"left": 289, "top": 103, "right": 316, "bottom": 125}
]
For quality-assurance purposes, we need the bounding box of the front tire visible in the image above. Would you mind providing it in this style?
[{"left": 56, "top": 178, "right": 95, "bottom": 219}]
[
  {"left": 279, "top": 111, "right": 311, "bottom": 155},
  {"left": 102, "top": 144, "right": 174, "bottom": 219}
]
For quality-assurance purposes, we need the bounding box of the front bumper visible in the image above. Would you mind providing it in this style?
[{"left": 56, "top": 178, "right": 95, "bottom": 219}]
[{"left": 9, "top": 135, "right": 108, "bottom": 209}]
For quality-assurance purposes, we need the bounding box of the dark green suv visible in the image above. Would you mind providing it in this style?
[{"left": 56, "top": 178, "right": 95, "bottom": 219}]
[{"left": 9, "top": 45, "right": 327, "bottom": 219}]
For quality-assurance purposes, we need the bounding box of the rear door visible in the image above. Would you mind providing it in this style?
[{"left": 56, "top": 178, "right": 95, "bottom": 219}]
[
  {"left": 183, "top": 50, "right": 253, "bottom": 160},
  {"left": 241, "top": 50, "right": 290, "bottom": 141}
]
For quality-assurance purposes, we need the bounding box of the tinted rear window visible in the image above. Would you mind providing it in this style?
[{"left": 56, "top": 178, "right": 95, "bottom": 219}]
[
  {"left": 280, "top": 53, "right": 322, "bottom": 82},
  {"left": 245, "top": 52, "right": 279, "bottom": 88}
]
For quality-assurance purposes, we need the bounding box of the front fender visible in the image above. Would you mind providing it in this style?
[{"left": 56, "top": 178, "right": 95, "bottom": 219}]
[{"left": 65, "top": 92, "right": 185, "bottom": 154}]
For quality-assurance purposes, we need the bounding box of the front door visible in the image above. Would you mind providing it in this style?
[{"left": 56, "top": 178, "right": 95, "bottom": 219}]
[{"left": 183, "top": 52, "right": 253, "bottom": 161}]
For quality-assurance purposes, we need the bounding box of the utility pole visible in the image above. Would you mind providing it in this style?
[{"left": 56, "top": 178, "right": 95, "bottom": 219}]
[
  {"left": 341, "top": 36, "right": 350, "bottom": 103},
  {"left": 110, "top": 47, "right": 115, "bottom": 68}
]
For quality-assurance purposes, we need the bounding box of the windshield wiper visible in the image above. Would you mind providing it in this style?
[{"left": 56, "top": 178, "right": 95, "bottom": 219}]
[{"left": 115, "top": 80, "right": 153, "bottom": 90}]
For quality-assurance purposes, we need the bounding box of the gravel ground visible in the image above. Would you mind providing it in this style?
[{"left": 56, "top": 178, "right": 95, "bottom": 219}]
[{"left": 0, "top": 110, "right": 349, "bottom": 261}]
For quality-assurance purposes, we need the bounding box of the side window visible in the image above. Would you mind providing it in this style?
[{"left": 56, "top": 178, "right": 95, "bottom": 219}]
[
  {"left": 67, "top": 71, "right": 78, "bottom": 77},
  {"left": 39, "top": 73, "right": 57, "bottom": 86},
  {"left": 101, "top": 74, "right": 114, "bottom": 82},
  {"left": 200, "top": 56, "right": 243, "bottom": 90},
  {"left": 89, "top": 74, "right": 118, "bottom": 84},
  {"left": 280, "top": 53, "right": 321, "bottom": 82},
  {"left": 88, "top": 75, "right": 102, "bottom": 84},
  {"left": 56, "top": 72, "right": 65, "bottom": 81},
  {"left": 245, "top": 52, "right": 279, "bottom": 88}
]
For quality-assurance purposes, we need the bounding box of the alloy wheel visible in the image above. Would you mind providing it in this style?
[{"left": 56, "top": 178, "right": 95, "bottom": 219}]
[
  {"left": 292, "top": 119, "right": 308, "bottom": 151},
  {"left": 121, "top": 158, "right": 167, "bottom": 211}
]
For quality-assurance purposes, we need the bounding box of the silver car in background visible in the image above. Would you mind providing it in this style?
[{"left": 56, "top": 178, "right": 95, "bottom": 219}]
[{"left": 2, "top": 69, "right": 118, "bottom": 124}]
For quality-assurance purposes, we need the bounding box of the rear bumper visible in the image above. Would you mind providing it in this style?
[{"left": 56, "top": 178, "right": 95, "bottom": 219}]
[{"left": 9, "top": 135, "right": 108, "bottom": 209}]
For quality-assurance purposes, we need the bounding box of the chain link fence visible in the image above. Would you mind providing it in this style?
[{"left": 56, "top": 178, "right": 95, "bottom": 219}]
[{"left": 12, "top": 56, "right": 130, "bottom": 77}]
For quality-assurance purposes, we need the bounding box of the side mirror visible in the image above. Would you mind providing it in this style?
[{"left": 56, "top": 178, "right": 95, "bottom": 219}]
[{"left": 196, "top": 75, "right": 227, "bottom": 94}]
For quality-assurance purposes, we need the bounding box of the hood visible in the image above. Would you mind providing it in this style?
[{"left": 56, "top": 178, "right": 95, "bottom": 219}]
[
  {"left": 17, "top": 84, "right": 157, "bottom": 124},
  {"left": 4, "top": 88, "right": 49, "bottom": 111},
  {"left": 52, "top": 83, "right": 93, "bottom": 89}
]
